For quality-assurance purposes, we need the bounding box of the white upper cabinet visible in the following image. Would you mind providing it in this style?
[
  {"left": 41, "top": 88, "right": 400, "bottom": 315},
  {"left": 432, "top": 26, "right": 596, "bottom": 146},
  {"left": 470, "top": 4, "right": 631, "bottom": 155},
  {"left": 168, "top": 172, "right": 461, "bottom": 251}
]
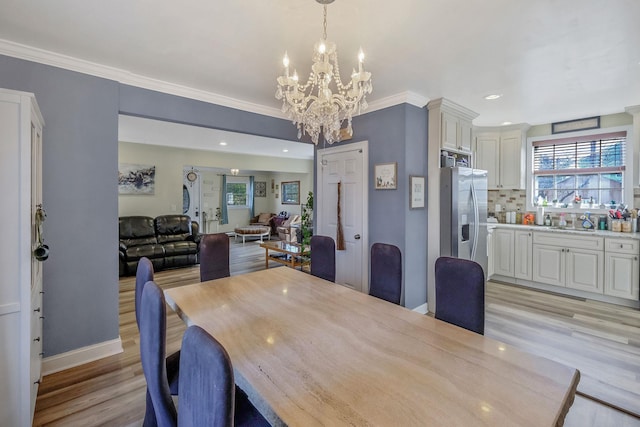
[
  {"left": 474, "top": 126, "right": 529, "bottom": 190},
  {"left": 441, "top": 111, "right": 474, "bottom": 153},
  {"left": 429, "top": 98, "right": 478, "bottom": 156}
]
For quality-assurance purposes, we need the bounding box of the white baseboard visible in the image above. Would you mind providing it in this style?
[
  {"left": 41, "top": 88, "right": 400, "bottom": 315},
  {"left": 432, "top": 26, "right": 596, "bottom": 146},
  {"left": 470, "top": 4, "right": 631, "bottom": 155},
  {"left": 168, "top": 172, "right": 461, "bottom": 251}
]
[
  {"left": 411, "top": 303, "right": 429, "bottom": 315},
  {"left": 42, "top": 337, "right": 123, "bottom": 376}
]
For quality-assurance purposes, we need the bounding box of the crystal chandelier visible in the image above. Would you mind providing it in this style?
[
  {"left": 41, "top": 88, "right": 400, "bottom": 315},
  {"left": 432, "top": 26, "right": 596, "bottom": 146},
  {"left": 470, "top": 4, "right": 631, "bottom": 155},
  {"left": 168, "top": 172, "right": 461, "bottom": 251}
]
[{"left": 275, "top": 0, "right": 372, "bottom": 145}]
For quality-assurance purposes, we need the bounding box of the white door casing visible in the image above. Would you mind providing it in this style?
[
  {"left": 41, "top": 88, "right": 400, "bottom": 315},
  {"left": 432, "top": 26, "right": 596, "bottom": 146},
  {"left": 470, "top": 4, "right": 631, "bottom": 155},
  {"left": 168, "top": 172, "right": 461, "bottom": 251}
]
[{"left": 317, "top": 141, "right": 368, "bottom": 293}]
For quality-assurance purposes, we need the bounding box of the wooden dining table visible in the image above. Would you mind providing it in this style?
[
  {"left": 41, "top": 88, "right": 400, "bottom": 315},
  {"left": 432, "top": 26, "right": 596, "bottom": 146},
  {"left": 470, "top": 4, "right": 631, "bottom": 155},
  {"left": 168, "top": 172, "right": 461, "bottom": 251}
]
[{"left": 164, "top": 267, "right": 580, "bottom": 427}]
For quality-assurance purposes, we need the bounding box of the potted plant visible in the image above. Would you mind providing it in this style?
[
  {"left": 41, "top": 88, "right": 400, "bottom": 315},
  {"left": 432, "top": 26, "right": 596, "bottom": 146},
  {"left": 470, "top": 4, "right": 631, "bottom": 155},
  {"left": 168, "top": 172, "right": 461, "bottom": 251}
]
[{"left": 300, "top": 191, "right": 313, "bottom": 247}]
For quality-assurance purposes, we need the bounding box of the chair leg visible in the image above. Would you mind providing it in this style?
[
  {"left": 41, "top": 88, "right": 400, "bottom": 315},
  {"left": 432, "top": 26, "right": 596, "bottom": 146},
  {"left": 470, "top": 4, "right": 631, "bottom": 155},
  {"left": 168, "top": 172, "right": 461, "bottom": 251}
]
[{"left": 142, "top": 387, "right": 157, "bottom": 427}]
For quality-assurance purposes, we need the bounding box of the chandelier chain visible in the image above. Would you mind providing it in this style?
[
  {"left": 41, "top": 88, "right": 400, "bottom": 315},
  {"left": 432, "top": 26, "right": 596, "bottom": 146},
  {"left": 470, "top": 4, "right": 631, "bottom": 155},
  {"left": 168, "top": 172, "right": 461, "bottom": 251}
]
[{"left": 323, "top": 5, "right": 328, "bottom": 40}]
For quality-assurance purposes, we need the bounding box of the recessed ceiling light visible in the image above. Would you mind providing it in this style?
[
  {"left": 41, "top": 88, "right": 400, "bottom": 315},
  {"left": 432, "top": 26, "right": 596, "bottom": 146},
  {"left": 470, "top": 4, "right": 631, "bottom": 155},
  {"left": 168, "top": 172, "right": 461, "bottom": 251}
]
[
  {"left": 283, "top": 149, "right": 289, "bottom": 153},
  {"left": 219, "top": 141, "right": 227, "bottom": 146},
  {"left": 502, "top": 121, "right": 512, "bottom": 126},
  {"left": 484, "top": 94, "right": 502, "bottom": 100}
]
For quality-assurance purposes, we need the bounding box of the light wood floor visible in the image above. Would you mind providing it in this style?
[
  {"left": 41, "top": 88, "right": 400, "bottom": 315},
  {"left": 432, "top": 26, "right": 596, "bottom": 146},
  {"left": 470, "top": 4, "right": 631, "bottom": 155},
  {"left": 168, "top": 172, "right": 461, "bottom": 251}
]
[{"left": 33, "top": 240, "right": 640, "bottom": 426}]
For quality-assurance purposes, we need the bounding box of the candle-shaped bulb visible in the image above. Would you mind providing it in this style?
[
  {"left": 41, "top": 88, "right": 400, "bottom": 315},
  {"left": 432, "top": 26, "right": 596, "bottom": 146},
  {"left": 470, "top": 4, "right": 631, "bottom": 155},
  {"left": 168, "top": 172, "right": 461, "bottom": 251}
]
[
  {"left": 318, "top": 41, "right": 326, "bottom": 54},
  {"left": 283, "top": 52, "right": 290, "bottom": 68},
  {"left": 292, "top": 70, "right": 299, "bottom": 82},
  {"left": 358, "top": 48, "right": 365, "bottom": 63}
]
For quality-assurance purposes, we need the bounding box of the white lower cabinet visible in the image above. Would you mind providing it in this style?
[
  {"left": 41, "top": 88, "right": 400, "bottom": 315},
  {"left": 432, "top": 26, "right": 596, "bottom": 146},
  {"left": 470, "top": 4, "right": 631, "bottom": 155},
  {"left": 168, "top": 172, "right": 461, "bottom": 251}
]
[
  {"left": 492, "top": 229, "right": 532, "bottom": 280},
  {"left": 493, "top": 229, "right": 515, "bottom": 277},
  {"left": 532, "top": 232, "right": 603, "bottom": 292},
  {"left": 604, "top": 238, "right": 640, "bottom": 300},
  {"left": 532, "top": 244, "right": 564, "bottom": 286},
  {"left": 494, "top": 227, "right": 639, "bottom": 304},
  {"left": 565, "top": 248, "right": 603, "bottom": 293},
  {"left": 514, "top": 230, "right": 533, "bottom": 280}
]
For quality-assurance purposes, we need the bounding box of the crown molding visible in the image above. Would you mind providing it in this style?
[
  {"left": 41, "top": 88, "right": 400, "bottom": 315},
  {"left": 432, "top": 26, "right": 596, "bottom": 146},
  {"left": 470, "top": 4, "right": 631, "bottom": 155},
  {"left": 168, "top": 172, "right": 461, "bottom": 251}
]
[
  {"left": 0, "top": 39, "right": 428, "bottom": 120},
  {"left": 0, "top": 39, "right": 284, "bottom": 118},
  {"left": 625, "top": 105, "right": 640, "bottom": 116},
  {"left": 366, "top": 91, "right": 429, "bottom": 113},
  {"left": 426, "top": 97, "right": 479, "bottom": 121}
]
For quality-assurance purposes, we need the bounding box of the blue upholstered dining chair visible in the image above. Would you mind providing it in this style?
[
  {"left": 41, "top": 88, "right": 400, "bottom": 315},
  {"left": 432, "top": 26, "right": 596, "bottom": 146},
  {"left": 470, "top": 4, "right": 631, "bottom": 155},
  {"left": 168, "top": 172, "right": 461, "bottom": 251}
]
[
  {"left": 139, "top": 280, "right": 178, "bottom": 427},
  {"left": 135, "top": 258, "right": 179, "bottom": 427},
  {"left": 310, "top": 235, "right": 336, "bottom": 282},
  {"left": 178, "top": 325, "right": 234, "bottom": 427},
  {"left": 369, "top": 243, "right": 402, "bottom": 305},
  {"left": 200, "top": 233, "right": 231, "bottom": 282},
  {"left": 434, "top": 256, "right": 485, "bottom": 335},
  {"left": 179, "top": 325, "right": 270, "bottom": 427}
]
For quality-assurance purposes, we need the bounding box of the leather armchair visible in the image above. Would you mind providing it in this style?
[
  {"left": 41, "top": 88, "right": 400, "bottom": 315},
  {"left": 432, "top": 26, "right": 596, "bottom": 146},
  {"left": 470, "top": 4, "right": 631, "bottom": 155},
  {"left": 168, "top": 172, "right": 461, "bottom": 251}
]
[{"left": 277, "top": 215, "right": 301, "bottom": 242}]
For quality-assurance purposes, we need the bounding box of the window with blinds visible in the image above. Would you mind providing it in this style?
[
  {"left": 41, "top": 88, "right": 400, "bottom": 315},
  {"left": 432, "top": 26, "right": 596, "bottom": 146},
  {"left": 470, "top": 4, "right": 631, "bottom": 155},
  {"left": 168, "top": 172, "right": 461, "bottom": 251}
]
[{"left": 532, "top": 131, "right": 626, "bottom": 206}]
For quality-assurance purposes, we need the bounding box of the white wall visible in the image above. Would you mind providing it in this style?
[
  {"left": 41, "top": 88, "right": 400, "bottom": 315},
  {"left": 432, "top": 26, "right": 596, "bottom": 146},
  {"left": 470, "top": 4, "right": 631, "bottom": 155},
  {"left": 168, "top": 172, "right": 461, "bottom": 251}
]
[{"left": 118, "top": 141, "right": 313, "bottom": 232}]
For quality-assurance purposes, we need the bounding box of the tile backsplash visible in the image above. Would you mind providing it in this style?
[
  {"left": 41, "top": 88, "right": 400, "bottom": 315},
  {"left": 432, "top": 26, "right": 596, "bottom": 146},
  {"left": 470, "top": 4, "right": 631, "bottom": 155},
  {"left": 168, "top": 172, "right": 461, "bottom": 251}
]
[
  {"left": 488, "top": 188, "right": 640, "bottom": 225},
  {"left": 487, "top": 190, "right": 527, "bottom": 218}
]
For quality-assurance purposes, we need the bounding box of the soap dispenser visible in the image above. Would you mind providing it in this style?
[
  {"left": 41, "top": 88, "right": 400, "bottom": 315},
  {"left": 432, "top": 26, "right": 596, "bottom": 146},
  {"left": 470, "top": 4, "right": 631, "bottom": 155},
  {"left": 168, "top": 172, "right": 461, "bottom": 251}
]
[{"left": 544, "top": 214, "right": 551, "bottom": 226}]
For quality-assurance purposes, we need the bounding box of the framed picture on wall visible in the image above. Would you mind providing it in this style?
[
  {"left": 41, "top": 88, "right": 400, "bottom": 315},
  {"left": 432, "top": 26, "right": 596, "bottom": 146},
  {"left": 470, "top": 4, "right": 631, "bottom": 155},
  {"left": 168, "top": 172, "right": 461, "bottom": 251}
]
[
  {"left": 118, "top": 163, "right": 155, "bottom": 195},
  {"left": 374, "top": 162, "right": 397, "bottom": 190},
  {"left": 281, "top": 181, "right": 300, "bottom": 204},
  {"left": 409, "top": 175, "right": 425, "bottom": 209},
  {"left": 255, "top": 181, "right": 267, "bottom": 197}
]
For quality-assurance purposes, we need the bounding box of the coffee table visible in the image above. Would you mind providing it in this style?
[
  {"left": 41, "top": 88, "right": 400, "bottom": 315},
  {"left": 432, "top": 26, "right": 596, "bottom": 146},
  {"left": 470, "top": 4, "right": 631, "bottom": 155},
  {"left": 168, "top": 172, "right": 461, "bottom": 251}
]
[
  {"left": 260, "top": 240, "right": 309, "bottom": 270},
  {"left": 234, "top": 225, "right": 270, "bottom": 244}
]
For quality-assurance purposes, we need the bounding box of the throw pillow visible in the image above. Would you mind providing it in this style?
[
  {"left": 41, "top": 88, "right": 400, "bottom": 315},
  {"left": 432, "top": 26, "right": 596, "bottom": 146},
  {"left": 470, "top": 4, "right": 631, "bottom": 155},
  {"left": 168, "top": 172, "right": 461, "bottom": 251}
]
[{"left": 258, "top": 212, "right": 272, "bottom": 223}]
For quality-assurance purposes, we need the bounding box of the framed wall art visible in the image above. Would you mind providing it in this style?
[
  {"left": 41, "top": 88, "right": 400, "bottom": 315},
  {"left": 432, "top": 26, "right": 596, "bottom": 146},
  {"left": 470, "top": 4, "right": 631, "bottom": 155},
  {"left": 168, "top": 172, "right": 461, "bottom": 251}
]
[
  {"left": 409, "top": 175, "right": 425, "bottom": 209},
  {"left": 255, "top": 181, "right": 267, "bottom": 197},
  {"left": 118, "top": 163, "right": 156, "bottom": 195},
  {"left": 374, "top": 162, "right": 397, "bottom": 190}
]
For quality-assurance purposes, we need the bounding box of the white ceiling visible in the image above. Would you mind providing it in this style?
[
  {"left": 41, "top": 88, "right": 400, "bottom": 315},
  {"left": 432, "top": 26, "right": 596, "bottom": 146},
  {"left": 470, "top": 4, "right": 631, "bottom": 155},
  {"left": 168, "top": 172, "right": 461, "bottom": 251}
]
[{"left": 1, "top": 0, "right": 639, "bottom": 130}]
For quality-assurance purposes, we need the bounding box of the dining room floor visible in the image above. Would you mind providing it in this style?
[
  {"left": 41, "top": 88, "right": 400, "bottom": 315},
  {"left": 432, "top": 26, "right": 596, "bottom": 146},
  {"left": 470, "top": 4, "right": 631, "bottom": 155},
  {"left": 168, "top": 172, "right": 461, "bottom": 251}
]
[{"left": 33, "top": 239, "right": 640, "bottom": 426}]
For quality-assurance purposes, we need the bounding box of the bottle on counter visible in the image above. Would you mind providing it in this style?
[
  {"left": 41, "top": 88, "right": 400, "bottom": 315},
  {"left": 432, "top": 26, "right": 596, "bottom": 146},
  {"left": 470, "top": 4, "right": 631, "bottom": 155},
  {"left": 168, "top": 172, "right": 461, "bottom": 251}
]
[
  {"left": 545, "top": 214, "right": 551, "bottom": 226},
  {"left": 516, "top": 208, "right": 522, "bottom": 224},
  {"left": 558, "top": 213, "right": 566, "bottom": 228}
]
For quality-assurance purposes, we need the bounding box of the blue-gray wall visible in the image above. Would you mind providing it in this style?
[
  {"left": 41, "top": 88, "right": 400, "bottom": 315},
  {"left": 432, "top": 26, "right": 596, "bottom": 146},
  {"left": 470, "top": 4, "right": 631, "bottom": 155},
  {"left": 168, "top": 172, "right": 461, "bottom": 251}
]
[
  {"left": 0, "top": 53, "right": 429, "bottom": 357},
  {"left": 342, "top": 104, "right": 429, "bottom": 308},
  {"left": 0, "top": 55, "right": 120, "bottom": 356}
]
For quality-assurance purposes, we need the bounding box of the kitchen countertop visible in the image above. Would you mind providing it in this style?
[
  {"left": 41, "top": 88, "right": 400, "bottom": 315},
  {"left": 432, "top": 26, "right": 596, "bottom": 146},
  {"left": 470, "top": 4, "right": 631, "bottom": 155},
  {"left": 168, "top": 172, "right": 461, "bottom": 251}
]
[{"left": 490, "top": 222, "right": 640, "bottom": 240}]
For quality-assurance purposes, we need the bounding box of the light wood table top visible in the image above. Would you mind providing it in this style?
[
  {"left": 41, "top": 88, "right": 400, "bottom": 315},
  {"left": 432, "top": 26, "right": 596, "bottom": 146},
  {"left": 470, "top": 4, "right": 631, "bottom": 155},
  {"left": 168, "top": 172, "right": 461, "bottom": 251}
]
[{"left": 165, "top": 268, "right": 579, "bottom": 427}]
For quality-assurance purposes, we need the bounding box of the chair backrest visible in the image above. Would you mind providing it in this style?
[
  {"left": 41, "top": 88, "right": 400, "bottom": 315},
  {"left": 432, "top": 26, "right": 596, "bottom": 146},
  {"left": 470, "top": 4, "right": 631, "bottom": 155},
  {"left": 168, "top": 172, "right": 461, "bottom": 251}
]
[
  {"left": 200, "top": 233, "right": 230, "bottom": 282},
  {"left": 135, "top": 257, "right": 154, "bottom": 331},
  {"left": 140, "top": 281, "right": 177, "bottom": 427},
  {"left": 369, "top": 243, "right": 402, "bottom": 305},
  {"left": 310, "top": 235, "right": 336, "bottom": 282},
  {"left": 434, "top": 256, "right": 485, "bottom": 335},
  {"left": 178, "top": 326, "right": 235, "bottom": 427}
]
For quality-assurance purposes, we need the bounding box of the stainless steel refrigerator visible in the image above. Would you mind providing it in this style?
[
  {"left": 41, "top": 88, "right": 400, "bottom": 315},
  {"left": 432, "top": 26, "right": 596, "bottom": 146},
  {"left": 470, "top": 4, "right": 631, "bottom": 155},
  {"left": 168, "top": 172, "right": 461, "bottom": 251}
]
[{"left": 440, "top": 167, "right": 488, "bottom": 277}]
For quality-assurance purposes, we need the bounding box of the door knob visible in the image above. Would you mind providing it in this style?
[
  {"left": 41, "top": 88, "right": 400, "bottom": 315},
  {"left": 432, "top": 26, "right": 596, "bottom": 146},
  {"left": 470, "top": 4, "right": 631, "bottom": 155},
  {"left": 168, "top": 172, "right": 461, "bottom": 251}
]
[{"left": 354, "top": 234, "right": 361, "bottom": 240}]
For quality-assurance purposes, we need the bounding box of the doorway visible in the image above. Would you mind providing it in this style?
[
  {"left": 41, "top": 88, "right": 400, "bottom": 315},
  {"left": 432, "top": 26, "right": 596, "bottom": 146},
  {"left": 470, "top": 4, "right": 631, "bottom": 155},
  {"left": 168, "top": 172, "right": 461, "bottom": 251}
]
[{"left": 317, "top": 141, "right": 368, "bottom": 292}]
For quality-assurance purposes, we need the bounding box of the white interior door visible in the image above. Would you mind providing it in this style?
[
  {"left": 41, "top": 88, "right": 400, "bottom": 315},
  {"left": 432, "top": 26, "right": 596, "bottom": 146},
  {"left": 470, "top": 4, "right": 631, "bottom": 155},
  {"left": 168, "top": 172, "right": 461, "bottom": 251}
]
[
  {"left": 317, "top": 141, "right": 368, "bottom": 292},
  {"left": 183, "top": 167, "right": 201, "bottom": 226}
]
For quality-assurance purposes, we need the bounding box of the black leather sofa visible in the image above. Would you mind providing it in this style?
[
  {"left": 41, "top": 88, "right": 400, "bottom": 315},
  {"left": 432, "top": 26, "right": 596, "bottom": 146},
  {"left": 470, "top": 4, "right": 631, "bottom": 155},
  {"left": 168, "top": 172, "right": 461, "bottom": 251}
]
[{"left": 119, "top": 215, "right": 200, "bottom": 276}]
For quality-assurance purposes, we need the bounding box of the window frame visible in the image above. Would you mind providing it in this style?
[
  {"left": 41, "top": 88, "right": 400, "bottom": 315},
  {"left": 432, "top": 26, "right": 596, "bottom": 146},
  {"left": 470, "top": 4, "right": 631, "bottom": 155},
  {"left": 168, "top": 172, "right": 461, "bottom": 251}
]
[
  {"left": 225, "top": 176, "right": 250, "bottom": 209},
  {"left": 526, "top": 125, "right": 633, "bottom": 213}
]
